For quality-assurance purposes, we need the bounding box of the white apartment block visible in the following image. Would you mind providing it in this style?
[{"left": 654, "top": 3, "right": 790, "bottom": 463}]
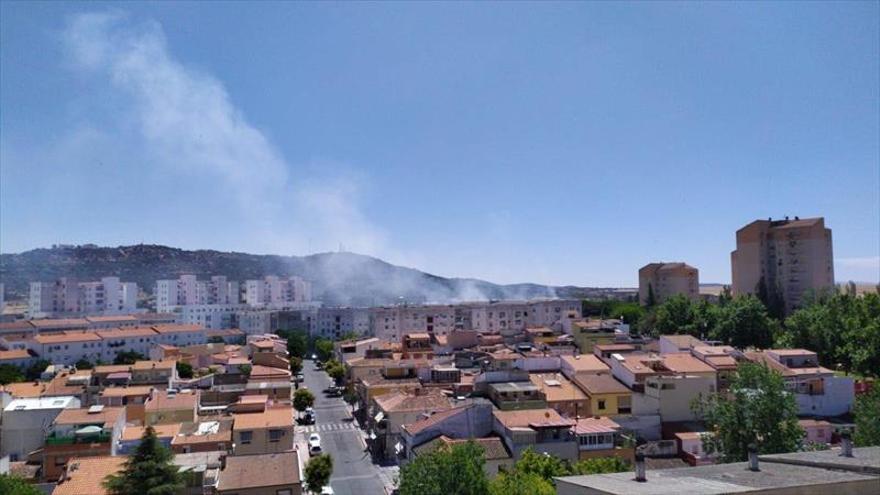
[
  {"left": 370, "top": 299, "right": 582, "bottom": 342},
  {"left": 155, "top": 275, "right": 241, "bottom": 312},
  {"left": 18, "top": 324, "right": 206, "bottom": 366},
  {"left": 29, "top": 277, "right": 138, "bottom": 318},
  {"left": 244, "top": 276, "right": 312, "bottom": 305},
  {"left": 315, "top": 307, "right": 371, "bottom": 339},
  {"left": 180, "top": 304, "right": 248, "bottom": 330}
]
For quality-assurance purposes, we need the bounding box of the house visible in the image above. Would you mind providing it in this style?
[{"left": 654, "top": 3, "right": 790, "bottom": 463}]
[
  {"left": 746, "top": 349, "right": 854, "bottom": 416},
  {"left": 52, "top": 456, "right": 125, "bottom": 495},
  {"left": 1, "top": 396, "right": 81, "bottom": 461},
  {"left": 369, "top": 388, "right": 457, "bottom": 462},
  {"left": 118, "top": 423, "right": 180, "bottom": 454},
  {"left": 43, "top": 405, "right": 127, "bottom": 480},
  {"left": 97, "top": 386, "right": 153, "bottom": 425},
  {"left": 643, "top": 374, "right": 715, "bottom": 422},
  {"left": 487, "top": 382, "right": 547, "bottom": 411},
  {"left": 145, "top": 389, "right": 198, "bottom": 425},
  {"left": 130, "top": 359, "right": 177, "bottom": 386},
  {"left": 172, "top": 419, "right": 234, "bottom": 454},
  {"left": 399, "top": 402, "right": 495, "bottom": 460},
  {"left": 571, "top": 374, "right": 632, "bottom": 416},
  {"left": 492, "top": 408, "right": 578, "bottom": 462},
  {"left": 566, "top": 320, "right": 618, "bottom": 353},
  {"left": 560, "top": 354, "right": 611, "bottom": 380},
  {"left": 799, "top": 419, "right": 834, "bottom": 446},
  {"left": 574, "top": 417, "right": 633, "bottom": 462},
  {"left": 658, "top": 335, "right": 704, "bottom": 355},
  {"left": 232, "top": 407, "right": 294, "bottom": 455},
  {"left": 690, "top": 345, "right": 741, "bottom": 390},
  {"left": 217, "top": 451, "right": 302, "bottom": 495},
  {"left": 529, "top": 373, "right": 590, "bottom": 418}
]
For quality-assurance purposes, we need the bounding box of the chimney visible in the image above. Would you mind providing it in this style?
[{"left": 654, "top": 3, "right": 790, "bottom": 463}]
[
  {"left": 748, "top": 443, "right": 759, "bottom": 471},
  {"left": 840, "top": 431, "right": 853, "bottom": 457},
  {"left": 634, "top": 452, "right": 646, "bottom": 482}
]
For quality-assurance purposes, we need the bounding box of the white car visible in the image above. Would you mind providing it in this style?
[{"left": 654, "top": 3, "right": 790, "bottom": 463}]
[{"left": 309, "top": 433, "right": 322, "bottom": 455}]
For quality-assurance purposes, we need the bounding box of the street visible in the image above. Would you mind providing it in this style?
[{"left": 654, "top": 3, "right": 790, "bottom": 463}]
[{"left": 297, "top": 359, "right": 391, "bottom": 495}]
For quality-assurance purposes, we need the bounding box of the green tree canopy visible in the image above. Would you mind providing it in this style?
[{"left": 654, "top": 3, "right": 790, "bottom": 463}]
[
  {"left": 711, "top": 296, "right": 775, "bottom": 349},
  {"left": 325, "top": 358, "right": 345, "bottom": 383},
  {"left": 488, "top": 470, "right": 553, "bottom": 495},
  {"left": 0, "top": 364, "right": 24, "bottom": 385},
  {"left": 0, "top": 474, "right": 42, "bottom": 495},
  {"left": 854, "top": 386, "right": 880, "bottom": 447},
  {"left": 512, "top": 448, "right": 571, "bottom": 481},
  {"left": 289, "top": 356, "right": 303, "bottom": 375},
  {"left": 692, "top": 362, "right": 803, "bottom": 462},
  {"left": 314, "top": 338, "right": 335, "bottom": 362},
  {"left": 570, "top": 456, "right": 630, "bottom": 475},
  {"left": 74, "top": 358, "right": 94, "bottom": 370},
  {"left": 304, "top": 453, "right": 334, "bottom": 493},
  {"left": 104, "top": 426, "right": 183, "bottom": 495},
  {"left": 113, "top": 351, "right": 146, "bottom": 365},
  {"left": 24, "top": 359, "right": 49, "bottom": 380},
  {"left": 293, "top": 388, "right": 315, "bottom": 412},
  {"left": 278, "top": 329, "right": 309, "bottom": 358},
  {"left": 398, "top": 441, "right": 489, "bottom": 495},
  {"left": 175, "top": 361, "right": 194, "bottom": 379}
]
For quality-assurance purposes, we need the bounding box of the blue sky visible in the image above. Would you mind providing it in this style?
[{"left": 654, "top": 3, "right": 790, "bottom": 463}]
[{"left": 1, "top": 1, "right": 878, "bottom": 286}]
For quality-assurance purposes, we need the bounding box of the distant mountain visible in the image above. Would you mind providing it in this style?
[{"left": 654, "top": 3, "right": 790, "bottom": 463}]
[{"left": 0, "top": 244, "right": 629, "bottom": 306}]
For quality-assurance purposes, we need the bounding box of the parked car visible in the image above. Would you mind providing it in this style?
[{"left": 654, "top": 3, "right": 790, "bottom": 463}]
[
  {"left": 303, "top": 407, "right": 316, "bottom": 424},
  {"left": 295, "top": 373, "right": 304, "bottom": 382},
  {"left": 309, "top": 433, "right": 322, "bottom": 455}
]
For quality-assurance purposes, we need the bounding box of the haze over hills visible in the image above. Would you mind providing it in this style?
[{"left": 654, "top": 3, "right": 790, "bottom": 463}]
[{"left": 0, "top": 244, "right": 631, "bottom": 306}]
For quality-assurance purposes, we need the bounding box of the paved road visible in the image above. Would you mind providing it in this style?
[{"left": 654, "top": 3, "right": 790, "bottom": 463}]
[{"left": 298, "top": 359, "right": 387, "bottom": 495}]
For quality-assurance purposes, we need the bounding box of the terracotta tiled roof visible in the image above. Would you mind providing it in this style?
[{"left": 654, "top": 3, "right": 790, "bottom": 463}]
[
  {"left": 145, "top": 391, "right": 198, "bottom": 412},
  {"left": 374, "top": 389, "right": 452, "bottom": 413},
  {"left": 572, "top": 374, "right": 630, "bottom": 395},
  {"left": 414, "top": 435, "right": 511, "bottom": 460},
  {"left": 95, "top": 327, "right": 157, "bottom": 339},
  {"left": 529, "top": 373, "right": 587, "bottom": 402},
  {"left": 121, "top": 423, "right": 181, "bottom": 441},
  {"left": 30, "top": 318, "right": 90, "bottom": 329},
  {"left": 493, "top": 408, "right": 575, "bottom": 429},
  {"left": 52, "top": 456, "right": 124, "bottom": 495},
  {"left": 100, "top": 386, "right": 154, "bottom": 398},
  {"left": 574, "top": 417, "right": 620, "bottom": 435},
  {"left": 54, "top": 406, "right": 124, "bottom": 428},
  {"left": 0, "top": 349, "right": 31, "bottom": 360},
  {"left": 151, "top": 324, "right": 204, "bottom": 334},
  {"left": 131, "top": 360, "right": 175, "bottom": 371},
  {"left": 233, "top": 407, "right": 293, "bottom": 430},
  {"left": 402, "top": 405, "right": 469, "bottom": 435},
  {"left": 85, "top": 315, "right": 139, "bottom": 323},
  {"left": 217, "top": 451, "right": 300, "bottom": 491},
  {"left": 34, "top": 332, "right": 101, "bottom": 344},
  {"left": 661, "top": 353, "right": 716, "bottom": 374}
]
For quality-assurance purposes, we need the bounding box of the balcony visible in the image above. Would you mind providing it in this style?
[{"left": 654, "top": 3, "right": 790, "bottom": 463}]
[{"left": 45, "top": 430, "right": 112, "bottom": 445}]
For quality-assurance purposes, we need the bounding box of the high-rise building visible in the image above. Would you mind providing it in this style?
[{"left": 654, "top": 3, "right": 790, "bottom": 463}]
[
  {"left": 638, "top": 262, "right": 699, "bottom": 305},
  {"left": 244, "top": 276, "right": 311, "bottom": 305},
  {"left": 28, "top": 277, "right": 138, "bottom": 317},
  {"left": 155, "top": 275, "right": 241, "bottom": 312},
  {"left": 731, "top": 217, "right": 834, "bottom": 313}
]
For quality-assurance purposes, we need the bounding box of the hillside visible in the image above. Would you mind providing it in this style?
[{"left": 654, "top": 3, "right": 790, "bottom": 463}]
[{"left": 0, "top": 244, "right": 622, "bottom": 306}]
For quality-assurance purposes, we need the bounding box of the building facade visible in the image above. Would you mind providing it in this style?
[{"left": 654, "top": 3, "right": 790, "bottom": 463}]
[
  {"left": 731, "top": 217, "right": 834, "bottom": 313},
  {"left": 638, "top": 263, "right": 699, "bottom": 305},
  {"left": 29, "top": 277, "right": 138, "bottom": 317}
]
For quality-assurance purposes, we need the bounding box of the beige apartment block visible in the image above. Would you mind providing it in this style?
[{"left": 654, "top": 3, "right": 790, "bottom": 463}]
[
  {"left": 638, "top": 263, "right": 699, "bottom": 305},
  {"left": 731, "top": 217, "right": 834, "bottom": 313}
]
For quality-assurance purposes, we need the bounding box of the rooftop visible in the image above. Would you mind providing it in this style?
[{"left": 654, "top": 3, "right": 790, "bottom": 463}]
[
  {"left": 4, "top": 396, "right": 78, "bottom": 411},
  {"left": 561, "top": 354, "right": 610, "bottom": 374},
  {"left": 575, "top": 416, "right": 620, "bottom": 435},
  {"left": 402, "top": 405, "right": 470, "bottom": 435},
  {"left": 145, "top": 391, "right": 198, "bottom": 411},
  {"left": 34, "top": 332, "right": 101, "bottom": 344},
  {"left": 529, "top": 373, "right": 587, "bottom": 402},
  {"left": 52, "top": 456, "right": 125, "bottom": 495},
  {"left": 493, "top": 408, "right": 575, "bottom": 429},
  {"left": 661, "top": 353, "right": 716, "bottom": 374},
  {"left": 414, "top": 435, "right": 511, "bottom": 460},
  {"left": 54, "top": 406, "right": 124, "bottom": 427},
  {"left": 233, "top": 407, "right": 293, "bottom": 430},
  {"left": 374, "top": 388, "right": 453, "bottom": 413},
  {"left": 572, "top": 374, "right": 630, "bottom": 395},
  {"left": 217, "top": 451, "right": 300, "bottom": 491}
]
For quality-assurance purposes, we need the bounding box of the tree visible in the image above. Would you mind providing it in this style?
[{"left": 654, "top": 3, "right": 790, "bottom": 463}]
[
  {"left": 0, "top": 364, "right": 24, "bottom": 385},
  {"left": 512, "top": 448, "right": 570, "bottom": 481},
  {"left": 278, "top": 329, "right": 309, "bottom": 358},
  {"left": 289, "top": 356, "right": 303, "bottom": 375},
  {"left": 398, "top": 441, "right": 489, "bottom": 495},
  {"left": 570, "top": 456, "right": 630, "bottom": 475},
  {"left": 238, "top": 364, "right": 251, "bottom": 377},
  {"left": 854, "top": 386, "right": 880, "bottom": 446},
  {"left": 314, "top": 338, "right": 335, "bottom": 362},
  {"left": 489, "top": 470, "right": 553, "bottom": 495},
  {"left": 711, "top": 296, "right": 775, "bottom": 349},
  {"left": 325, "top": 358, "right": 345, "bottom": 384},
  {"left": 755, "top": 276, "right": 785, "bottom": 320},
  {"left": 104, "top": 426, "right": 183, "bottom": 495},
  {"left": 176, "top": 361, "right": 194, "bottom": 379},
  {"left": 113, "top": 351, "right": 146, "bottom": 365},
  {"left": 652, "top": 294, "right": 698, "bottom": 336},
  {"left": 293, "top": 388, "right": 315, "bottom": 413},
  {"left": 0, "top": 474, "right": 42, "bottom": 495},
  {"left": 74, "top": 358, "right": 94, "bottom": 370},
  {"left": 24, "top": 359, "right": 49, "bottom": 380},
  {"left": 692, "top": 362, "right": 802, "bottom": 463},
  {"left": 304, "top": 453, "right": 333, "bottom": 493},
  {"left": 646, "top": 283, "right": 656, "bottom": 307},
  {"left": 342, "top": 385, "right": 359, "bottom": 412}
]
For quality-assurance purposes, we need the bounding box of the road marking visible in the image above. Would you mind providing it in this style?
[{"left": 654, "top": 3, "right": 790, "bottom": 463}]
[
  {"left": 330, "top": 474, "right": 379, "bottom": 482},
  {"left": 296, "top": 422, "right": 359, "bottom": 434}
]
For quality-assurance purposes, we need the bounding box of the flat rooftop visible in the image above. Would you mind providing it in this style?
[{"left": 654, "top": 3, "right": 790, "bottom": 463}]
[{"left": 555, "top": 452, "right": 880, "bottom": 495}]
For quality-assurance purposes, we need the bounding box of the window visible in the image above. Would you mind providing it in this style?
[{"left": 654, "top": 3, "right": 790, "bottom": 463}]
[
  {"left": 239, "top": 431, "right": 253, "bottom": 444},
  {"left": 276, "top": 490, "right": 292, "bottom": 495},
  {"left": 269, "top": 429, "right": 284, "bottom": 443},
  {"left": 598, "top": 399, "right": 606, "bottom": 410}
]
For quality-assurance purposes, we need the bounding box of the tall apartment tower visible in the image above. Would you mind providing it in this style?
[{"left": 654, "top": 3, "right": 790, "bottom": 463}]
[
  {"left": 731, "top": 217, "right": 834, "bottom": 314},
  {"left": 638, "top": 263, "right": 699, "bottom": 305}
]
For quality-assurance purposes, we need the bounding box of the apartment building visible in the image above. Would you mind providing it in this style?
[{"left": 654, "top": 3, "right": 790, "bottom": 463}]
[
  {"left": 244, "top": 276, "right": 311, "bottom": 305},
  {"left": 155, "top": 275, "right": 242, "bottom": 312},
  {"left": 638, "top": 263, "right": 699, "bottom": 305},
  {"left": 29, "top": 277, "right": 138, "bottom": 317},
  {"left": 1, "top": 396, "right": 81, "bottom": 461},
  {"left": 315, "top": 307, "right": 371, "bottom": 339},
  {"left": 370, "top": 299, "right": 583, "bottom": 341},
  {"left": 231, "top": 407, "right": 295, "bottom": 455},
  {"left": 731, "top": 217, "right": 834, "bottom": 313}
]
